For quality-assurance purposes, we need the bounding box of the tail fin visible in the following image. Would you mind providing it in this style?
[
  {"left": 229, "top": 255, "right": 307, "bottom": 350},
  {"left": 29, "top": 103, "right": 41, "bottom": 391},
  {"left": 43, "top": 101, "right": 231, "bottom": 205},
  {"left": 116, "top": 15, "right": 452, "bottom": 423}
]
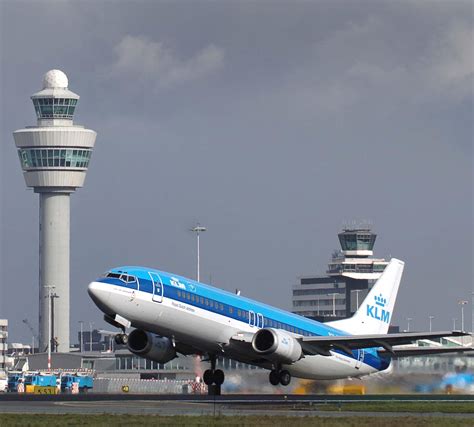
[{"left": 326, "top": 258, "right": 405, "bottom": 335}]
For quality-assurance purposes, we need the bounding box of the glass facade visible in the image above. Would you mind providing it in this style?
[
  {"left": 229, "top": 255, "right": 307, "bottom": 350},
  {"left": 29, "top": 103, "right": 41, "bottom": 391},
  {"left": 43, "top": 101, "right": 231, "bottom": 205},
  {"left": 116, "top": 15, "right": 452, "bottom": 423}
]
[
  {"left": 18, "top": 148, "right": 92, "bottom": 169},
  {"left": 338, "top": 230, "right": 376, "bottom": 251},
  {"left": 32, "top": 98, "right": 77, "bottom": 119}
]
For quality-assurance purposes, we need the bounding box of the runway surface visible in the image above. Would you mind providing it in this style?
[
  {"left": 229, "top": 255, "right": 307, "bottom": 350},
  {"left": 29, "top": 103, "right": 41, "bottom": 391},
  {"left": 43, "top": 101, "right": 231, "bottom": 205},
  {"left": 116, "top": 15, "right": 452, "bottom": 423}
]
[{"left": 0, "top": 394, "right": 473, "bottom": 417}]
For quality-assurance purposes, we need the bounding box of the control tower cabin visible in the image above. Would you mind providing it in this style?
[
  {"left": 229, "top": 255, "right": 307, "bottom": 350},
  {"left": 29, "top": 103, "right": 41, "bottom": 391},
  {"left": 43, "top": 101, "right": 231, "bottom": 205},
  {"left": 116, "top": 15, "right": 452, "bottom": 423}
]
[
  {"left": 292, "top": 228, "right": 388, "bottom": 322},
  {"left": 13, "top": 70, "right": 97, "bottom": 353}
]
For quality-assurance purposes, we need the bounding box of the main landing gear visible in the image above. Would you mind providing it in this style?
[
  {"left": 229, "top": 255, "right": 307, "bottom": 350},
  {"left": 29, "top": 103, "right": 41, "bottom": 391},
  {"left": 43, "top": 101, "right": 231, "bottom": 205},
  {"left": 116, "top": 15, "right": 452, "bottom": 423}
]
[
  {"left": 203, "top": 354, "right": 225, "bottom": 395},
  {"left": 269, "top": 367, "right": 291, "bottom": 386}
]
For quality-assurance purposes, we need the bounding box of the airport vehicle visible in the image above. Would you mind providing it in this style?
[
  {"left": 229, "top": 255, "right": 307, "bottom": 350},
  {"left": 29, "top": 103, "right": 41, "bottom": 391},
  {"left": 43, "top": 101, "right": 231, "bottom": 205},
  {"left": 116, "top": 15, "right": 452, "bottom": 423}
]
[
  {"left": 61, "top": 374, "right": 93, "bottom": 392},
  {"left": 0, "top": 378, "right": 7, "bottom": 392},
  {"left": 88, "top": 259, "right": 471, "bottom": 388},
  {"left": 7, "top": 373, "right": 24, "bottom": 392},
  {"left": 24, "top": 374, "right": 57, "bottom": 388}
]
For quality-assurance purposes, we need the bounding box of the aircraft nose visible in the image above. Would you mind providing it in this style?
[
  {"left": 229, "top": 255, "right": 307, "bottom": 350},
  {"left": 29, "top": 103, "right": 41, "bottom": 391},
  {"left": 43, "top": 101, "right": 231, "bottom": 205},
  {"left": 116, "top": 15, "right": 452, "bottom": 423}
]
[{"left": 88, "top": 281, "right": 110, "bottom": 308}]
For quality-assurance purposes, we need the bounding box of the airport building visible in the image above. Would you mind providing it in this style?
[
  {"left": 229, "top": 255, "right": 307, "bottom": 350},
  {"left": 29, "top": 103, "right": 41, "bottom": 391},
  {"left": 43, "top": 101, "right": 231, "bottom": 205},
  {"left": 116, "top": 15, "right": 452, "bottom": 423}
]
[
  {"left": 0, "top": 320, "right": 7, "bottom": 376},
  {"left": 292, "top": 227, "right": 388, "bottom": 321},
  {"left": 13, "top": 70, "right": 97, "bottom": 353}
]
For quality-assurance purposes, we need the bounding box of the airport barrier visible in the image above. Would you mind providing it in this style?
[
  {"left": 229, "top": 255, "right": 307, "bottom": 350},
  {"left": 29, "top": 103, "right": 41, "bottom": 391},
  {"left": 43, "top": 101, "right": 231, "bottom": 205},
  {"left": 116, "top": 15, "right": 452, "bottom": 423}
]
[{"left": 92, "top": 378, "right": 195, "bottom": 394}]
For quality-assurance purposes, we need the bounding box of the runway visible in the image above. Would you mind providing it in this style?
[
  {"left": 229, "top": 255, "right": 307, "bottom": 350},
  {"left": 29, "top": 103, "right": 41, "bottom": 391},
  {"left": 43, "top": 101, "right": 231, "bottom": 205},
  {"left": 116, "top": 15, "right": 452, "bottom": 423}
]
[{"left": 0, "top": 394, "right": 473, "bottom": 417}]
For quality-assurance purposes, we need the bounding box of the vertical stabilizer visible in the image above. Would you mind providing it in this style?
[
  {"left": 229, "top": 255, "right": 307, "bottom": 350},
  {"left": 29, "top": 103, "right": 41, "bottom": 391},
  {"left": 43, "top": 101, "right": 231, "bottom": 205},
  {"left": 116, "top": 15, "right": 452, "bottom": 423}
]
[{"left": 326, "top": 258, "right": 405, "bottom": 335}]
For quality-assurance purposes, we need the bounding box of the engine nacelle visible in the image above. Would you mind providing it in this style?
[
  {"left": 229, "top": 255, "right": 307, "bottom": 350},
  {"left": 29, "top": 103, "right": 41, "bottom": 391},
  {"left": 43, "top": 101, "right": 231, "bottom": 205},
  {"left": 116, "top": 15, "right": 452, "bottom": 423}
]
[
  {"left": 252, "top": 328, "right": 302, "bottom": 364},
  {"left": 127, "top": 329, "right": 176, "bottom": 364}
]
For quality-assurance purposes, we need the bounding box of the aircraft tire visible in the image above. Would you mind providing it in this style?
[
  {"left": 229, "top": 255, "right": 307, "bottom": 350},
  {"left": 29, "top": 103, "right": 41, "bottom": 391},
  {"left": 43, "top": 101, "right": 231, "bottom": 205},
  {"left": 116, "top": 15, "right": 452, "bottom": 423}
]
[
  {"left": 279, "top": 370, "right": 291, "bottom": 386},
  {"left": 269, "top": 370, "right": 280, "bottom": 386},
  {"left": 114, "top": 334, "right": 124, "bottom": 345},
  {"left": 203, "top": 369, "right": 213, "bottom": 386},
  {"left": 213, "top": 369, "right": 225, "bottom": 386}
]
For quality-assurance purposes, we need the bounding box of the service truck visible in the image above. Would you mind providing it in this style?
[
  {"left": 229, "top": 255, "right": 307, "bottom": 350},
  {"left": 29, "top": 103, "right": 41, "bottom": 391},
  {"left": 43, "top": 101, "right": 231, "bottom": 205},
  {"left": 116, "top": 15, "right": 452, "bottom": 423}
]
[
  {"left": 24, "top": 374, "right": 57, "bottom": 387},
  {"left": 7, "top": 373, "right": 24, "bottom": 392},
  {"left": 61, "top": 374, "right": 93, "bottom": 392}
]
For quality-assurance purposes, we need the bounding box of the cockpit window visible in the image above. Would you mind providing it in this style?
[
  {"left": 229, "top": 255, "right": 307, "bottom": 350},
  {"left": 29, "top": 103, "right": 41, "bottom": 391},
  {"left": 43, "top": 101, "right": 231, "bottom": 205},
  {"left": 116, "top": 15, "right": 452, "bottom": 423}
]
[
  {"left": 120, "top": 274, "right": 136, "bottom": 283},
  {"left": 105, "top": 272, "right": 136, "bottom": 283}
]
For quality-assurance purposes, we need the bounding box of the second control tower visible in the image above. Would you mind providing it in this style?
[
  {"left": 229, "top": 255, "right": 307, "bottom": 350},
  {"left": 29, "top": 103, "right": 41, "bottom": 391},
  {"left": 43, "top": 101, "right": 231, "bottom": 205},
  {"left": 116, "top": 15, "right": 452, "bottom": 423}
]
[{"left": 13, "top": 70, "right": 97, "bottom": 353}]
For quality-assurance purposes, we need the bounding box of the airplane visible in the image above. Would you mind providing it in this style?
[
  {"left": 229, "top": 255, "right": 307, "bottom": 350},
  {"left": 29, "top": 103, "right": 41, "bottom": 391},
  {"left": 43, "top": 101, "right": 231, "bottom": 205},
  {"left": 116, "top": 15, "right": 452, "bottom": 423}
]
[{"left": 88, "top": 258, "right": 471, "bottom": 388}]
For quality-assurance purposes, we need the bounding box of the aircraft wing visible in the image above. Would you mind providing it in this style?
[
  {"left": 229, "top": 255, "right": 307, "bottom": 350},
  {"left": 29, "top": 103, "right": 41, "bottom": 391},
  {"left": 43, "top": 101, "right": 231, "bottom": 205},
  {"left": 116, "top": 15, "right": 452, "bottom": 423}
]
[
  {"left": 377, "top": 346, "right": 474, "bottom": 358},
  {"left": 300, "top": 331, "right": 469, "bottom": 356}
]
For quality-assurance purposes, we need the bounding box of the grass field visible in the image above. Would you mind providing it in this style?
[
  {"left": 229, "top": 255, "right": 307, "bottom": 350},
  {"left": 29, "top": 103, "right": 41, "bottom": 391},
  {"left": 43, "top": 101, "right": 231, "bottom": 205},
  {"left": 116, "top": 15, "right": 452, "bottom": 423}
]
[{"left": 0, "top": 415, "right": 473, "bottom": 427}]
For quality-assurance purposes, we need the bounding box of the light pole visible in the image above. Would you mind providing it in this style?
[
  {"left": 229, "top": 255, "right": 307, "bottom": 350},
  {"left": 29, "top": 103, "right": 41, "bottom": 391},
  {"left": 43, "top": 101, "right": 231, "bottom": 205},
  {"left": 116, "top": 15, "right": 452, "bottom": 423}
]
[
  {"left": 44, "top": 285, "right": 55, "bottom": 369},
  {"left": 352, "top": 289, "right": 363, "bottom": 310},
  {"left": 328, "top": 293, "right": 338, "bottom": 317},
  {"left": 429, "top": 315, "right": 434, "bottom": 332},
  {"left": 406, "top": 317, "right": 412, "bottom": 332},
  {"left": 458, "top": 300, "right": 468, "bottom": 331},
  {"left": 190, "top": 223, "right": 206, "bottom": 282},
  {"left": 79, "top": 321, "right": 84, "bottom": 353},
  {"left": 458, "top": 300, "right": 468, "bottom": 345},
  {"left": 89, "top": 321, "right": 94, "bottom": 352}
]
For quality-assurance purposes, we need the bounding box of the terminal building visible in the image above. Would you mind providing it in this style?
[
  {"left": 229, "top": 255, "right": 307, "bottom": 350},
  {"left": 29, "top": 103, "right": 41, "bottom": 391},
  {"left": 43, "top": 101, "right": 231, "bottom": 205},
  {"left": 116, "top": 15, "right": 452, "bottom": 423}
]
[{"left": 292, "top": 227, "right": 388, "bottom": 322}]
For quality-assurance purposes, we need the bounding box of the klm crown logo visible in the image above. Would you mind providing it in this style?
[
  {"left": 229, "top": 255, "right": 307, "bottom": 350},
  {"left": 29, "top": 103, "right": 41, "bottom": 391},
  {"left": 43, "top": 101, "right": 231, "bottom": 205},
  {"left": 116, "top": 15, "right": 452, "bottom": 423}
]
[
  {"left": 374, "top": 294, "right": 387, "bottom": 307},
  {"left": 367, "top": 293, "right": 390, "bottom": 323}
]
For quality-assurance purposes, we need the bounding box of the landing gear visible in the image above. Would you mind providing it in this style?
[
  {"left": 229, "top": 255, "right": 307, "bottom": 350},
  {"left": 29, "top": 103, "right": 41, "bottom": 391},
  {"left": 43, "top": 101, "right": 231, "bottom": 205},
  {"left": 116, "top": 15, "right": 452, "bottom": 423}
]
[
  {"left": 203, "top": 368, "right": 225, "bottom": 386},
  {"left": 279, "top": 370, "right": 291, "bottom": 386},
  {"left": 114, "top": 333, "right": 128, "bottom": 345},
  {"left": 269, "top": 368, "right": 292, "bottom": 386},
  {"left": 203, "top": 354, "right": 224, "bottom": 395},
  {"left": 269, "top": 370, "right": 280, "bottom": 386}
]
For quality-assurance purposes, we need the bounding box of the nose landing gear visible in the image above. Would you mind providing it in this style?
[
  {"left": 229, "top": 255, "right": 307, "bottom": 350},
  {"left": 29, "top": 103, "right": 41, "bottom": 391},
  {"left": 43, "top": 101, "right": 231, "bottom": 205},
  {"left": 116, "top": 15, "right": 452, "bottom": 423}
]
[{"left": 114, "top": 329, "right": 128, "bottom": 346}]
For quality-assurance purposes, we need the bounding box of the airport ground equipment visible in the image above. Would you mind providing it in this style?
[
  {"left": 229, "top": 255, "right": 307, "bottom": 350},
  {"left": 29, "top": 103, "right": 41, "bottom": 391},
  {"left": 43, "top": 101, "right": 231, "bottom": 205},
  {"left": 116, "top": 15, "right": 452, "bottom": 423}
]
[
  {"left": 61, "top": 374, "right": 93, "bottom": 392},
  {"left": 7, "top": 374, "right": 24, "bottom": 392},
  {"left": 23, "top": 374, "right": 57, "bottom": 388}
]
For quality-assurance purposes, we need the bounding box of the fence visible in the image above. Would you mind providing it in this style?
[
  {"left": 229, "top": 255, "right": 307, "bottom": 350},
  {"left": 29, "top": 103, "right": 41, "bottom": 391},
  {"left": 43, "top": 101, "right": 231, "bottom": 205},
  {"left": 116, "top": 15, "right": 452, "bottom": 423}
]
[{"left": 92, "top": 378, "right": 204, "bottom": 394}]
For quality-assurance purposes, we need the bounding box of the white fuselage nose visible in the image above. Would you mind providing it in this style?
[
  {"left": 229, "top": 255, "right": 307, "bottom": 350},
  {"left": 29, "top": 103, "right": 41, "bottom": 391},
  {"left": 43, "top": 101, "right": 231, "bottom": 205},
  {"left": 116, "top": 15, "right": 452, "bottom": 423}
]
[{"left": 88, "top": 281, "right": 112, "bottom": 314}]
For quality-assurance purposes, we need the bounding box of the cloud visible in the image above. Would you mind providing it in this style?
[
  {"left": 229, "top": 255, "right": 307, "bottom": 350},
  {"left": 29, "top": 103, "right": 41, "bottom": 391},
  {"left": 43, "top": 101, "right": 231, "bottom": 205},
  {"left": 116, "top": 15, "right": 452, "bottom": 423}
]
[
  {"left": 111, "top": 35, "right": 224, "bottom": 89},
  {"left": 426, "top": 23, "right": 473, "bottom": 98},
  {"left": 261, "top": 15, "right": 472, "bottom": 119}
]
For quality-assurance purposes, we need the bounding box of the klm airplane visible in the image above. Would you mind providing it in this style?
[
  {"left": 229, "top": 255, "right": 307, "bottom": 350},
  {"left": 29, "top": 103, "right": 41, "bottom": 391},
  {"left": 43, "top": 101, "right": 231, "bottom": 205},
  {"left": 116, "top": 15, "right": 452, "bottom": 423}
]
[{"left": 88, "top": 259, "right": 469, "bottom": 387}]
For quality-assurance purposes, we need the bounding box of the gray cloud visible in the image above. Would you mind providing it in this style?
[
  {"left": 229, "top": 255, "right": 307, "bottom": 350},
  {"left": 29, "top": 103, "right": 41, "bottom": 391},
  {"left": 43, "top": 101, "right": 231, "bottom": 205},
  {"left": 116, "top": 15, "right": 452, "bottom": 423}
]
[{"left": 111, "top": 35, "right": 224, "bottom": 89}]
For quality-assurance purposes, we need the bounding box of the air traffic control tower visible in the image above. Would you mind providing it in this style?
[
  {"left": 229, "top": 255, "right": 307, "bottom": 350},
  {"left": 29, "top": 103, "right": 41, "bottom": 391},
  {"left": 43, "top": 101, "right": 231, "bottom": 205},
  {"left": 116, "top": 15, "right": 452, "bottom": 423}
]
[{"left": 13, "top": 70, "right": 97, "bottom": 353}]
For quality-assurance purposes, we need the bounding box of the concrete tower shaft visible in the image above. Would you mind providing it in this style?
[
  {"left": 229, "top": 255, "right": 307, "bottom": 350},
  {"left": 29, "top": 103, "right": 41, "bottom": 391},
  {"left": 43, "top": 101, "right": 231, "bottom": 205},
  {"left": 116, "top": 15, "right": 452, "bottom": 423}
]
[
  {"left": 13, "top": 70, "right": 97, "bottom": 353},
  {"left": 39, "top": 193, "right": 70, "bottom": 353}
]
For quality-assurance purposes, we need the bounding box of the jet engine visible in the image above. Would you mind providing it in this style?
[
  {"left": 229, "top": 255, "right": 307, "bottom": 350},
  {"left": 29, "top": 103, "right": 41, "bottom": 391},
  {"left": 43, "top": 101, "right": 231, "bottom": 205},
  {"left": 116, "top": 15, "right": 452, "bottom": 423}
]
[
  {"left": 127, "top": 329, "right": 176, "bottom": 364},
  {"left": 252, "top": 328, "right": 302, "bottom": 364}
]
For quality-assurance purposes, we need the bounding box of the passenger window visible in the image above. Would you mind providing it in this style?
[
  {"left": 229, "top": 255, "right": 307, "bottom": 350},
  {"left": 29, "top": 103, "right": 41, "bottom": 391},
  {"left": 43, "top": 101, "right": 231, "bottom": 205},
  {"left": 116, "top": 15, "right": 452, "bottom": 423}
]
[
  {"left": 177, "top": 290, "right": 181, "bottom": 297},
  {"left": 200, "top": 297, "right": 204, "bottom": 304}
]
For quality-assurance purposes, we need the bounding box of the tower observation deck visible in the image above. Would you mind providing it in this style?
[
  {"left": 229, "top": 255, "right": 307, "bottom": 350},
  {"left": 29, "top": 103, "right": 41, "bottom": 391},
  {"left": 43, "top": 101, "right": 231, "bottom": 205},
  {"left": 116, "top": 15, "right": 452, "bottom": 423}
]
[{"left": 13, "top": 70, "right": 97, "bottom": 353}]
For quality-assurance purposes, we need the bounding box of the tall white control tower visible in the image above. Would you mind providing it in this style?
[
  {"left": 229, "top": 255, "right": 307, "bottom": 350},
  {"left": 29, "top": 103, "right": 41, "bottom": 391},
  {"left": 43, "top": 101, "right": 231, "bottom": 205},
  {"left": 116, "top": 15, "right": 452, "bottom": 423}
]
[{"left": 13, "top": 70, "right": 97, "bottom": 353}]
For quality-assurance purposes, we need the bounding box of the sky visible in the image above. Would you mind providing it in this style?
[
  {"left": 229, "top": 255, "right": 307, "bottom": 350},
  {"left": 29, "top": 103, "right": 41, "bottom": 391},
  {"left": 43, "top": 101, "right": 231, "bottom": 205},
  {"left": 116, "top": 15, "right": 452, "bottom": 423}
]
[{"left": 0, "top": 0, "right": 472, "bottom": 344}]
